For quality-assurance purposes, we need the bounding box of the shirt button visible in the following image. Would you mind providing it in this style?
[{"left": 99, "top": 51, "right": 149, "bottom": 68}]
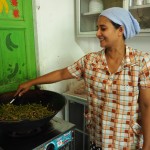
[{"left": 108, "top": 80, "right": 112, "bottom": 84}]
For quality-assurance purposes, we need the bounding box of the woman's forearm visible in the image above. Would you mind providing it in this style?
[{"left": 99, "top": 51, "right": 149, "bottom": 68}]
[
  {"left": 141, "top": 105, "right": 150, "bottom": 150},
  {"left": 29, "top": 68, "right": 72, "bottom": 85},
  {"left": 16, "top": 67, "right": 73, "bottom": 96}
]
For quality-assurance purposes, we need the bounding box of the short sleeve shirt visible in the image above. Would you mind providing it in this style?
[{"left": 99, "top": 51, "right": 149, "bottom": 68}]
[{"left": 67, "top": 46, "right": 150, "bottom": 150}]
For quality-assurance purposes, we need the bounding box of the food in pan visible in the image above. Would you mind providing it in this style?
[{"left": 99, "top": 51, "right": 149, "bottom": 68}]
[{"left": 0, "top": 103, "right": 55, "bottom": 121}]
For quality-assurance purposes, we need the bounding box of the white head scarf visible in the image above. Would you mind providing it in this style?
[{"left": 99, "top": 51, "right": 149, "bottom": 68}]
[{"left": 100, "top": 7, "right": 141, "bottom": 39}]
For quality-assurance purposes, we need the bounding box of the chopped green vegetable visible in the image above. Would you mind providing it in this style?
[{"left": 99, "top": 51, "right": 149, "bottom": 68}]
[{"left": 0, "top": 103, "right": 55, "bottom": 121}]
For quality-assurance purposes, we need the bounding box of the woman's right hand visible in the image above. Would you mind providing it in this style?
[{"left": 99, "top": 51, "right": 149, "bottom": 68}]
[{"left": 15, "top": 81, "right": 33, "bottom": 97}]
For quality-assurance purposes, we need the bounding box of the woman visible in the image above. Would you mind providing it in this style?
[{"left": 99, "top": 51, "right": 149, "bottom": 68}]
[{"left": 16, "top": 7, "right": 150, "bottom": 150}]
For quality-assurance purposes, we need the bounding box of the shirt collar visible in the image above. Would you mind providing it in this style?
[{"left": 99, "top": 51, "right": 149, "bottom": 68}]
[
  {"left": 123, "top": 45, "right": 137, "bottom": 67},
  {"left": 99, "top": 45, "right": 137, "bottom": 71}
]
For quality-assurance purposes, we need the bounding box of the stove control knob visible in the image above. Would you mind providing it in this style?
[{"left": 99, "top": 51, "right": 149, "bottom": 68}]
[{"left": 46, "top": 143, "right": 55, "bottom": 150}]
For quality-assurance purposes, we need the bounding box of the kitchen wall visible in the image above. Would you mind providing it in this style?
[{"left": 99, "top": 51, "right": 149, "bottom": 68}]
[
  {"left": 33, "top": 0, "right": 84, "bottom": 94},
  {"left": 33, "top": 0, "right": 86, "bottom": 118}
]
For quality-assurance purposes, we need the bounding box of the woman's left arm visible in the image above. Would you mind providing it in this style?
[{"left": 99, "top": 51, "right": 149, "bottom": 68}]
[{"left": 140, "top": 88, "right": 150, "bottom": 150}]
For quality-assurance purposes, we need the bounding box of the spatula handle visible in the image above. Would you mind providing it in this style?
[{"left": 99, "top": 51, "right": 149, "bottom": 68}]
[
  {"left": 10, "top": 95, "right": 18, "bottom": 104},
  {"left": 10, "top": 98, "right": 15, "bottom": 104}
]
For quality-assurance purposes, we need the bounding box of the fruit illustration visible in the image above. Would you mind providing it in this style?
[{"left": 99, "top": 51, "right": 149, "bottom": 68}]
[
  {"left": 7, "top": 63, "right": 19, "bottom": 78},
  {"left": 11, "top": 0, "right": 18, "bottom": 6},
  {"left": 0, "top": 0, "right": 9, "bottom": 13},
  {"left": 6, "top": 33, "right": 18, "bottom": 51}
]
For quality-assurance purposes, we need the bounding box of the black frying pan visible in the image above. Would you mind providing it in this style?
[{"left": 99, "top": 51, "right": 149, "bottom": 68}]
[{"left": 0, "top": 90, "right": 66, "bottom": 133}]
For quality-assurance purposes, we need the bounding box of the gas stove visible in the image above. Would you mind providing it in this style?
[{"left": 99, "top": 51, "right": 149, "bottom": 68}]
[{"left": 0, "top": 117, "right": 75, "bottom": 150}]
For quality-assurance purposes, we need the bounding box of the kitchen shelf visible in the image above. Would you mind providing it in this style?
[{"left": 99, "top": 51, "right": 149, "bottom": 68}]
[
  {"left": 130, "top": 4, "right": 150, "bottom": 9},
  {"left": 83, "top": 11, "right": 100, "bottom": 16},
  {"left": 76, "top": 0, "right": 150, "bottom": 37},
  {"left": 75, "top": 0, "right": 123, "bottom": 37}
]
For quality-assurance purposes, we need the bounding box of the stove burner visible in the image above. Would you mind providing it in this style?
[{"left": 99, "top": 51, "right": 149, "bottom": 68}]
[
  {"left": 0, "top": 117, "right": 75, "bottom": 150},
  {"left": 8, "top": 124, "right": 50, "bottom": 138}
]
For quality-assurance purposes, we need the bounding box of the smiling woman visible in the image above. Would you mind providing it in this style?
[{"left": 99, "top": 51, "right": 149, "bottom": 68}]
[{"left": 12, "top": 6, "right": 150, "bottom": 150}]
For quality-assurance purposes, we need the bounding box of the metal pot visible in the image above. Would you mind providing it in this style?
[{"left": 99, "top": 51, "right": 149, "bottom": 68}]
[{"left": 0, "top": 90, "right": 66, "bottom": 134}]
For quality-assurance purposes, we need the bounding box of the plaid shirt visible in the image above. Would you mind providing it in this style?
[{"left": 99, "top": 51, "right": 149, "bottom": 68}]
[{"left": 68, "top": 46, "right": 150, "bottom": 150}]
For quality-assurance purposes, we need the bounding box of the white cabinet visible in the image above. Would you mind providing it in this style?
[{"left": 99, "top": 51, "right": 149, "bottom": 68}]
[{"left": 76, "top": 0, "right": 150, "bottom": 37}]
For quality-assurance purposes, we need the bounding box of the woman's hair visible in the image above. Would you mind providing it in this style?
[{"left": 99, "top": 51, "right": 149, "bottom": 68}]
[{"left": 110, "top": 20, "right": 125, "bottom": 40}]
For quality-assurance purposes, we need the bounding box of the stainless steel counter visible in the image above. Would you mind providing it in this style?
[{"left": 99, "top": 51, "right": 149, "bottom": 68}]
[{"left": 63, "top": 91, "right": 87, "bottom": 105}]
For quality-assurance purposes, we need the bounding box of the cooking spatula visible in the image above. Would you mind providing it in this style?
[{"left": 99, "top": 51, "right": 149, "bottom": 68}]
[{"left": 10, "top": 94, "right": 19, "bottom": 104}]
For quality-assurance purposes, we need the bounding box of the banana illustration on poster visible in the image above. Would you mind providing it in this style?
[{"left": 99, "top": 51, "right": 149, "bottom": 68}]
[{"left": 6, "top": 33, "right": 18, "bottom": 51}]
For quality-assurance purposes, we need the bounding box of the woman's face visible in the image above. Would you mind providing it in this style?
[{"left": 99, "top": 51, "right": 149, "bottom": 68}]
[{"left": 96, "top": 16, "right": 123, "bottom": 48}]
